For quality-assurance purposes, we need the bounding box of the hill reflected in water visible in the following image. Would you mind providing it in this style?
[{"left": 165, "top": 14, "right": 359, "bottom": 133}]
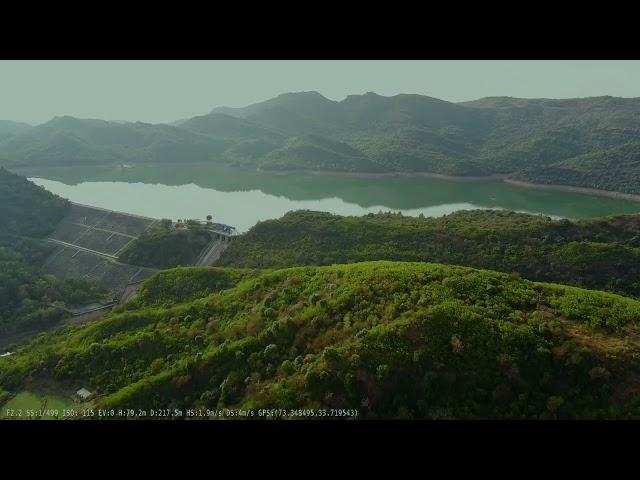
[{"left": 13, "top": 163, "right": 640, "bottom": 232}]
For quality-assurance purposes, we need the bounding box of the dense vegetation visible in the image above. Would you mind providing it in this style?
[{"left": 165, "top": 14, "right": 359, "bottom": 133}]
[
  {"left": 511, "top": 142, "right": 640, "bottom": 195},
  {"left": 0, "top": 166, "right": 69, "bottom": 237},
  {"left": 0, "top": 243, "right": 107, "bottom": 337},
  {"left": 118, "top": 220, "right": 214, "bottom": 269},
  {"left": 218, "top": 210, "right": 640, "bottom": 298},
  {"left": 3, "top": 261, "right": 640, "bottom": 419},
  {"left": 0, "top": 168, "right": 107, "bottom": 339},
  {"left": 4, "top": 93, "right": 640, "bottom": 194},
  {"left": 260, "top": 135, "right": 386, "bottom": 173},
  {"left": 4, "top": 90, "right": 640, "bottom": 419},
  {"left": 0, "top": 117, "right": 228, "bottom": 167}
]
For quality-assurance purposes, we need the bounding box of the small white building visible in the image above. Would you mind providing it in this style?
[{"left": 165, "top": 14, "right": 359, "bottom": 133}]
[{"left": 76, "top": 388, "right": 92, "bottom": 401}]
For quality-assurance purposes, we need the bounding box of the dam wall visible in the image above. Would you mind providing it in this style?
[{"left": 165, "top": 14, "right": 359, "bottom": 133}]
[
  {"left": 42, "top": 203, "right": 159, "bottom": 297},
  {"left": 41, "top": 202, "right": 240, "bottom": 299}
]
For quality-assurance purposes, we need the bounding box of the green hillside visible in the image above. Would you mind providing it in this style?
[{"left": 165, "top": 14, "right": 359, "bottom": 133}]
[
  {"left": 118, "top": 220, "right": 214, "bottom": 269},
  {"left": 204, "top": 93, "right": 640, "bottom": 186},
  {"left": 0, "top": 168, "right": 107, "bottom": 339},
  {"left": 218, "top": 210, "right": 640, "bottom": 298},
  {"left": 2, "top": 261, "right": 640, "bottom": 419},
  {"left": 511, "top": 142, "right": 640, "bottom": 195},
  {"left": 260, "top": 135, "right": 386, "bottom": 172},
  {"left": 4, "top": 93, "right": 640, "bottom": 194},
  {"left": 180, "top": 113, "right": 284, "bottom": 143},
  {"left": 0, "top": 116, "right": 229, "bottom": 167},
  {"left": 0, "top": 166, "right": 69, "bottom": 237}
]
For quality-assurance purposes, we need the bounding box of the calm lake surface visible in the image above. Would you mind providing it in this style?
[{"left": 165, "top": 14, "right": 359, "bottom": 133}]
[{"left": 15, "top": 164, "right": 640, "bottom": 233}]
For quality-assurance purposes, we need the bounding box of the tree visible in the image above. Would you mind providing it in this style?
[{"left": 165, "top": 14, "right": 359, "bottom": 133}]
[{"left": 185, "top": 219, "right": 200, "bottom": 230}]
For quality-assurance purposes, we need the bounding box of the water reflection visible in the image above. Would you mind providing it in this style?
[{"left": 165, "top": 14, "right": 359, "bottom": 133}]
[{"left": 13, "top": 163, "right": 640, "bottom": 232}]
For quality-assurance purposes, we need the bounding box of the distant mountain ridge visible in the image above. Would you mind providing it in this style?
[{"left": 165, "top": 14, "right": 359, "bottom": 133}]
[
  {"left": 0, "top": 120, "right": 32, "bottom": 143},
  {"left": 0, "top": 115, "right": 229, "bottom": 167},
  {"left": 3, "top": 91, "right": 640, "bottom": 194}
]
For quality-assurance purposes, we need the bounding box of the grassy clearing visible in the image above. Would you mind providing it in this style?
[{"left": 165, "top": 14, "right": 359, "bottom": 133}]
[{"left": 0, "top": 390, "right": 74, "bottom": 420}]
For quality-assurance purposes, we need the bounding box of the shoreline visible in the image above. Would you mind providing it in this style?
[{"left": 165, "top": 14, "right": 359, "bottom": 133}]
[
  {"left": 9, "top": 163, "right": 640, "bottom": 203},
  {"left": 262, "top": 168, "right": 507, "bottom": 182},
  {"left": 268, "top": 168, "right": 640, "bottom": 201},
  {"left": 266, "top": 168, "right": 640, "bottom": 202},
  {"left": 503, "top": 179, "right": 640, "bottom": 202}
]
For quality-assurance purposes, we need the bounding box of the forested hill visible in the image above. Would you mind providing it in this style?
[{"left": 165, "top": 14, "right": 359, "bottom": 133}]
[
  {"left": 0, "top": 116, "right": 228, "bottom": 168},
  {"left": 217, "top": 210, "right": 640, "bottom": 298},
  {"left": 3, "top": 262, "right": 640, "bottom": 419},
  {"left": 0, "top": 166, "right": 68, "bottom": 238},
  {"left": 3, "top": 93, "right": 640, "bottom": 194},
  {"left": 0, "top": 169, "right": 106, "bottom": 338}
]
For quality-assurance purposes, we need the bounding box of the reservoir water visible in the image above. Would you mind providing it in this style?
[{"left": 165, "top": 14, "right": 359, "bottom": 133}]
[{"left": 15, "top": 164, "right": 640, "bottom": 233}]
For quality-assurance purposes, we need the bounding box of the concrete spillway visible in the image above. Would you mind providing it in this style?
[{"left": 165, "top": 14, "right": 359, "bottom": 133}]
[
  {"left": 196, "top": 238, "right": 231, "bottom": 266},
  {"left": 42, "top": 203, "right": 159, "bottom": 299},
  {"left": 42, "top": 202, "right": 240, "bottom": 299}
]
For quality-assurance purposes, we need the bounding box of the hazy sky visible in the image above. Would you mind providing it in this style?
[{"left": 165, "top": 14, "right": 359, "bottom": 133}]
[{"left": 2, "top": 60, "right": 640, "bottom": 125}]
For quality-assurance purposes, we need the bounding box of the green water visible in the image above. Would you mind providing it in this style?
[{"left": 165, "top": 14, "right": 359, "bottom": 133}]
[{"left": 13, "top": 164, "right": 640, "bottom": 232}]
